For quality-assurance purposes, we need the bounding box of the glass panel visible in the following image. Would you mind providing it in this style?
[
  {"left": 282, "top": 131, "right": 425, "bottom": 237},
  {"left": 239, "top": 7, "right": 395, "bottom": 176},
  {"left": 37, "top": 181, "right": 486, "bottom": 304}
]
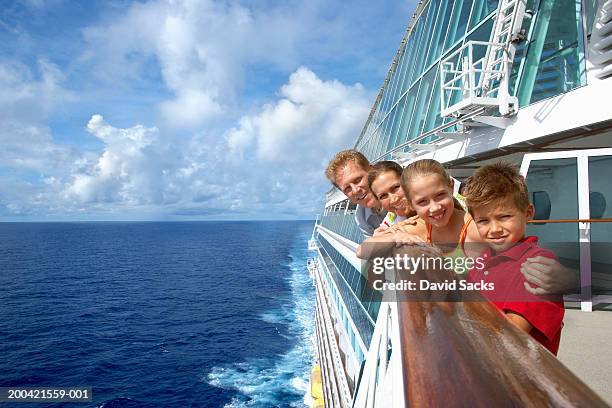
[
  {"left": 318, "top": 237, "right": 375, "bottom": 345},
  {"left": 426, "top": 0, "right": 455, "bottom": 68},
  {"left": 407, "top": 66, "right": 438, "bottom": 140},
  {"left": 507, "top": 0, "right": 537, "bottom": 95},
  {"left": 466, "top": 14, "right": 494, "bottom": 43},
  {"left": 411, "top": 1, "right": 440, "bottom": 79},
  {"left": 422, "top": 62, "right": 445, "bottom": 135},
  {"left": 378, "top": 84, "right": 396, "bottom": 122},
  {"left": 445, "top": 0, "right": 475, "bottom": 50},
  {"left": 394, "top": 80, "right": 421, "bottom": 149},
  {"left": 517, "top": 0, "right": 587, "bottom": 105},
  {"left": 532, "top": 191, "right": 552, "bottom": 219},
  {"left": 449, "top": 0, "right": 478, "bottom": 45},
  {"left": 464, "top": 16, "right": 495, "bottom": 91},
  {"left": 439, "top": 43, "right": 464, "bottom": 112},
  {"left": 387, "top": 95, "right": 408, "bottom": 152},
  {"left": 525, "top": 158, "right": 580, "bottom": 286},
  {"left": 397, "top": 36, "right": 418, "bottom": 95},
  {"left": 421, "top": 0, "right": 443, "bottom": 69},
  {"left": 371, "top": 130, "right": 384, "bottom": 161},
  {"left": 588, "top": 156, "right": 612, "bottom": 296},
  {"left": 379, "top": 110, "right": 395, "bottom": 155},
  {"left": 385, "top": 44, "right": 410, "bottom": 111},
  {"left": 469, "top": 0, "right": 498, "bottom": 30},
  {"left": 403, "top": 16, "right": 427, "bottom": 90},
  {"left": 379, "top": 121, "right": 393, "bottom": 156},
  {"left": 379, "top": 43, "right": 409, "bottom": 121}
]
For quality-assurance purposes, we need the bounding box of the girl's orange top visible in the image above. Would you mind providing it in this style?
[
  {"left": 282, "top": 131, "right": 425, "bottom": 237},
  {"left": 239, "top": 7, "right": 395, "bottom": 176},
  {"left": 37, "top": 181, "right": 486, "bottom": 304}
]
[{"left": 426, "top": 216, "right": 473, "bottom": 261}]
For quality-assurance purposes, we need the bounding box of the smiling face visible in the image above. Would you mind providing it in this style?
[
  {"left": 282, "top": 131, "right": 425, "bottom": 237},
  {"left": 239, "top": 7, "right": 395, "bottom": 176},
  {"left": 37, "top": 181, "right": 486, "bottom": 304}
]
[
  {"left": 335, "top": 161, "right": 377, "bottom": 208},
  {"left": 371, "top": 170, "right": 409, "bottom": 217},
  {"left": 471, "top": 200, "right": 535, "bottom": 253},
  {"left": 407, "top": 174, "right": 455, "bottom": 227}
]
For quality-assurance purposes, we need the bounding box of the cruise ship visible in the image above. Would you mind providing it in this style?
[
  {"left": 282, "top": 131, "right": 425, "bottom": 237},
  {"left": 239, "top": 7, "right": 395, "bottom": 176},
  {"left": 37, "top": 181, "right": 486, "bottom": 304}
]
[{"left": 307, "top": 0, "right": 612, "bottom": 406}]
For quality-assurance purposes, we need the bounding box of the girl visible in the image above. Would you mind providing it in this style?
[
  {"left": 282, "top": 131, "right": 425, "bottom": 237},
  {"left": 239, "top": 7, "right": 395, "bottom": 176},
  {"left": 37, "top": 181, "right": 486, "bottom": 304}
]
[{"left": 400, "top": 159, "right": 480, "bottom": 259}]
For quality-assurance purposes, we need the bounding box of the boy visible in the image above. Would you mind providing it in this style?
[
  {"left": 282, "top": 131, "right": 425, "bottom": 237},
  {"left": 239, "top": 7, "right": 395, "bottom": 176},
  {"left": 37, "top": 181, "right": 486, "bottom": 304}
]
[{"left": 463, "top": 161, "right": 564, "bottom": 355}]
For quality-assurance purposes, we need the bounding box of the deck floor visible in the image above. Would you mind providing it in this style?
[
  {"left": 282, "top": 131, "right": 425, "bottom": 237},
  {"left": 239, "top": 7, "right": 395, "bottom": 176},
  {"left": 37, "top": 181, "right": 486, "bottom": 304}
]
[{"left": 557, "top": 308, "right": 612, "bottom": 405}]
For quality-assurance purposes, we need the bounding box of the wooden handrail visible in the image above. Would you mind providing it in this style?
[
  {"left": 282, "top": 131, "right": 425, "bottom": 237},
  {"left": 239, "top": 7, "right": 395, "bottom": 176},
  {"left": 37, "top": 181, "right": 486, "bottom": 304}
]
[
  {"left": 391, "top": 244, "right": 609, "bottom": 407},
  {"left": 528, "top": 218, "right": 612, "bottom": 224}
]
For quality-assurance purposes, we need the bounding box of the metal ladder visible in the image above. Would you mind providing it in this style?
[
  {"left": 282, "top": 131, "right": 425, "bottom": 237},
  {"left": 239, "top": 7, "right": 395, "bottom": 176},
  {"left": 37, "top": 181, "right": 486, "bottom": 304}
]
[
  {"left": 479, "top": 0, "right": 528, "bottom": 99},
  {"left": 439, "top": 0, "right": 528, "bottom": 124}
]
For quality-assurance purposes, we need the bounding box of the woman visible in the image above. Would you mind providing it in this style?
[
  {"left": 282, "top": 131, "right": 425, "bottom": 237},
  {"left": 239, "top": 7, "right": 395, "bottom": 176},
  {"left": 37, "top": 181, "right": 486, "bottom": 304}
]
[{"left": 355, "top": 161, "right": 426, "bottom": 259}]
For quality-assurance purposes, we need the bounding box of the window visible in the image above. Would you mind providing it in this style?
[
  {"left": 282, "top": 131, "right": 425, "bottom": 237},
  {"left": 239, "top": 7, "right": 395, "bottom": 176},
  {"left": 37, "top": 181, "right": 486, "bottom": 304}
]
[{"left": 532, "top": 190, "right": 552, "bottom": 221}]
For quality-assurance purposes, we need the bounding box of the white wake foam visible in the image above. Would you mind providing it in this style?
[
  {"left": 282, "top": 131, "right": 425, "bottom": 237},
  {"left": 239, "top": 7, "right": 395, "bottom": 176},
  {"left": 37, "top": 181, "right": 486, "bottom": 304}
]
[{"left": 206, "top": 229, "right": 316, "bottom": 407}]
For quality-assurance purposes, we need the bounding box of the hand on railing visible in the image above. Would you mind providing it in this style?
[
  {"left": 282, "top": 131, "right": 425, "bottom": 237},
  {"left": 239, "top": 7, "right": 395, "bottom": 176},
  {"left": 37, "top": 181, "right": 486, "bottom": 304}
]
[{"left": 521, "top": 256, "right": 579, "bottom": 295}]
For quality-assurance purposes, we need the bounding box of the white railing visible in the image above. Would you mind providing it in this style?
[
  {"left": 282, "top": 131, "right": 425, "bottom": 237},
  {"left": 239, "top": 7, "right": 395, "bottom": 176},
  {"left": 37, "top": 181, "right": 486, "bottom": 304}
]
[
  {"left": 352, "top": 262, "right": 405, "bottom": 408},
  {"left": 313, "top": 258, "right": 354, "bottom": 408},
  {"left": 307, "top": 258, "right": 318, "bottom": 280},
  {"left": 308, "top": 239, "right": 319, "bottom": 250},
  {"left": 352, "top": 301, "right": 405, "bottom": 408}
]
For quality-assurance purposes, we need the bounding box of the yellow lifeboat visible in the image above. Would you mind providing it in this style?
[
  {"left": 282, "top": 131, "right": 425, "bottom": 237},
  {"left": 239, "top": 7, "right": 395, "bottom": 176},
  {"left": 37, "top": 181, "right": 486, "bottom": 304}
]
[{"left": 310, "top": 364, "right": 324, "bottom": 408}]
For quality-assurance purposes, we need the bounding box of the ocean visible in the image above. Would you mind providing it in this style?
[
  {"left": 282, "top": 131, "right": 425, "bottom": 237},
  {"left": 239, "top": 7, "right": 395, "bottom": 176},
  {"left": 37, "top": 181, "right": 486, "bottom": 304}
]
[{"left": 0, "top": 221, "right": 315, "bottom": 408}]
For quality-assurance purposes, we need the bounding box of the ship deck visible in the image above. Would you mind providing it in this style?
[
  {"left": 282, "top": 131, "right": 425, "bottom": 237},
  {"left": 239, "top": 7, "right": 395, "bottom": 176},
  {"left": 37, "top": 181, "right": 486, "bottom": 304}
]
[{"left": 558, "top": 307, "right": 612, "bottom": 405}]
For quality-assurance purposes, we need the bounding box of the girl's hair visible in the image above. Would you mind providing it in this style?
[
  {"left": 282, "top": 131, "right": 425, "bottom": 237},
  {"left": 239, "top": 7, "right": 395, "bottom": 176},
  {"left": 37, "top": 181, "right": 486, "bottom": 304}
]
[
  {"left": 401, "top": 159, "right": 463, "bottom": 210},
  {"left": 400, "top": 159, "right": 452, "bottom": 197},
  {"left": 367, "top": 161, "right": 403, "bottom": 198}
]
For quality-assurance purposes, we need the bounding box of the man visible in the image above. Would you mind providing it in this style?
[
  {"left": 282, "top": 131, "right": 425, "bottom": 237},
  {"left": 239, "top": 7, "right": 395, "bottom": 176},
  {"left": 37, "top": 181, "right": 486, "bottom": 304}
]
[{"left": 325, "top": 150, "right": 387, "bottom": 238}]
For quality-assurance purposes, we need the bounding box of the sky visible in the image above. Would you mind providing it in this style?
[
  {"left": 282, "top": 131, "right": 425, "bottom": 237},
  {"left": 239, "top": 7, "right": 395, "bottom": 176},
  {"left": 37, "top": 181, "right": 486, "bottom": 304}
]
[{"left": 0, "top": 0, "right": 416, "bottom": 221}]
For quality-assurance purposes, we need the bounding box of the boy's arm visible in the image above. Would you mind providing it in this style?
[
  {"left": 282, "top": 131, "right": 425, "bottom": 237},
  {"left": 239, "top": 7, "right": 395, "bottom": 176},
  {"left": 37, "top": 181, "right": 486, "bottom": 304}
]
[{"left": 506, "top": 311, "right": 533, "bottom": 333}]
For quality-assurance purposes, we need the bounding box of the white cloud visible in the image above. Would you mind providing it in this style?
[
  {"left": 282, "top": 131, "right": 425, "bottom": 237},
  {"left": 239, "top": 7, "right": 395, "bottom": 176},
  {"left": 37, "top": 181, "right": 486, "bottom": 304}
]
[
  {"left": 56, "top": 67, "right": 369, "bottom": 218},
  {"left": 0, "top": 59, "right": 77, "bottom": 177},
  {"left": 0, "top": 66, "right": 369, "bottom": 219},
  {"left": 223, "top": 67, "right": 371, "bottom": 215},
  {"left": 0, "top": 59, "right": 69, "bottom": 124},
  {"left": 82, "top": 0, "right": 303, "bottom": 128},
  {"left": 227, "top": 67, "right": 370, "bottom": 165},
  {"left": 0, "top": 0, "right": 382, "bottom": 219},
  {"left": 65, "top": 114, "right": 179, "bottom": 205}
]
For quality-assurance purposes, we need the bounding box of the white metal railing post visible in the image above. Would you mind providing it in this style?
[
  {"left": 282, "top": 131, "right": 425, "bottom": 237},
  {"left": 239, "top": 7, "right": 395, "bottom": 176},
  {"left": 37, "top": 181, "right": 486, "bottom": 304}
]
[{"left": 468, "top": 42, "right": 475, "bottom": 100}]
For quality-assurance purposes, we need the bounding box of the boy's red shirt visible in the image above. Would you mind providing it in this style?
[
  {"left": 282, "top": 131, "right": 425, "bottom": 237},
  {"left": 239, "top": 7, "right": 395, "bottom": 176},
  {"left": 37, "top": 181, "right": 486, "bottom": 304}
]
[{"left": 467, "top": 236, "right": 565, "bottom": 355}]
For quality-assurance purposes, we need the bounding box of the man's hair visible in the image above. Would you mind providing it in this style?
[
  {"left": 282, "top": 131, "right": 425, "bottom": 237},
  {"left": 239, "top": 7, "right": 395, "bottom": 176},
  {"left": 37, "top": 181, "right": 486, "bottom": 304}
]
[
  {"left": 463, "top": 161, "right": 530, "bottom": 215},
  {"left": 325, "top": 149, "right": 370, "bottom": 184},
  {"left": 368, "top": 161, "right": 403, "bottom": 198}
]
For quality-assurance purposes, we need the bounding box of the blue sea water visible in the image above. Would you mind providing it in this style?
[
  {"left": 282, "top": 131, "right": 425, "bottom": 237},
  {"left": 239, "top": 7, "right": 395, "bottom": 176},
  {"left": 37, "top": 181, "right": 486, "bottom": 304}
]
[{"left": 0, "top": 221, "right": 316, "bottom": 408}]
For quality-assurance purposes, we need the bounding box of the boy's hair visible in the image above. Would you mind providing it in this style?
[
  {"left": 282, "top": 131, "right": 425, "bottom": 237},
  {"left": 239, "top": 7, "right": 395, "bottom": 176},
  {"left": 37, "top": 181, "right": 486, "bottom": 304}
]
[
  {"left": 400, "top": 159, "right": 452, "bottom": 199},
  {"left": 463, "top": 161, "right": 530, "bottom": 215},
  {"left": 325, "top": 149, "right": 370, "bottom": 184},
  {"left": 368, "top": 161, "right": 403, "bottom": 198}
]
